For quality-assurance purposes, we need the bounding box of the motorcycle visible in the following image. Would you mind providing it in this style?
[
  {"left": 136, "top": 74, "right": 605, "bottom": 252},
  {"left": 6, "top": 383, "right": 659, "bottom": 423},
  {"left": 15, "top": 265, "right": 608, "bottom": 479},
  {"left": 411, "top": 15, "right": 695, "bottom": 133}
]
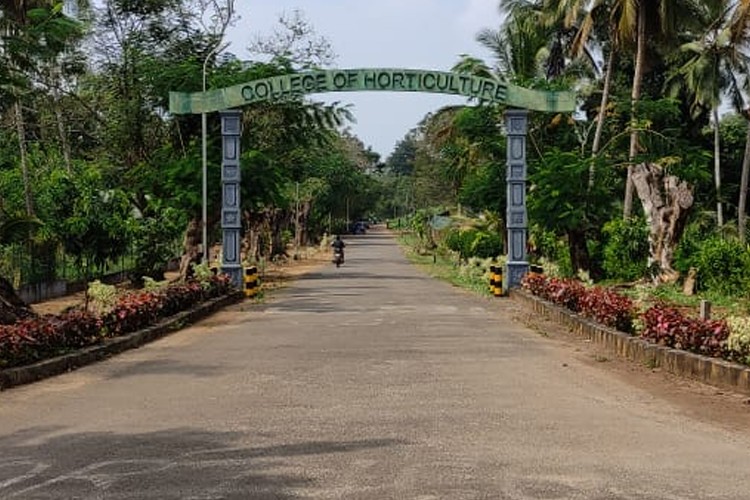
[{"left": 332, "top": 248, "right": 344, "bottom": 268}]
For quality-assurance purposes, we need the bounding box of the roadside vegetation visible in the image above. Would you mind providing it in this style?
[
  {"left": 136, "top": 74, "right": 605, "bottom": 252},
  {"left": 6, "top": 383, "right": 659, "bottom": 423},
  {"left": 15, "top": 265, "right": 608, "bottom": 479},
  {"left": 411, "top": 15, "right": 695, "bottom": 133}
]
[
  {"left": 5, "top": 0, "right": 750, "bottom": 371},
  {"left": 385, "top": 0, "right": 750, "bottom": 369}
]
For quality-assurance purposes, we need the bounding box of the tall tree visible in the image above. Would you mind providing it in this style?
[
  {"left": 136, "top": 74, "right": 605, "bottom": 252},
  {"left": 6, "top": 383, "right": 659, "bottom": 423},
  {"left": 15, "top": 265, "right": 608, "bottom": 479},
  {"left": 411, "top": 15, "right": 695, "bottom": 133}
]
[
  {"left": 670, "top": 0, "right": 749, "bottom": 229},
  {"left": 621, "top": 0, "right": 707, "bottom": 218}
]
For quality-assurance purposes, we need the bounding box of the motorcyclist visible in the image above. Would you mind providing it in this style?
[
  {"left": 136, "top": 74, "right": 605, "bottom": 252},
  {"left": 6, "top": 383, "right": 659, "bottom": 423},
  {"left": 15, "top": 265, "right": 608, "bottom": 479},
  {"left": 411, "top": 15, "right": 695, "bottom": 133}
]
[{"left": 331, "top": 235, "right": 346, "bottom": 263}]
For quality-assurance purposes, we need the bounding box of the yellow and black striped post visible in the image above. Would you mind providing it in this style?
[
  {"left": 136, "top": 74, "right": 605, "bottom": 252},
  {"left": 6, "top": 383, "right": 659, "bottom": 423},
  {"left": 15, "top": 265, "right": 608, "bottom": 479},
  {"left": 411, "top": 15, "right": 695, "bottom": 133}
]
[
  {"left": 529, "top": 264, "right": 544, "bottom": 277},
  {"left": 244, "top": 266, "right": 260, "bottom": 298},
  {"left": 490, "top": 265, "right": 503, "bottom": 297}
]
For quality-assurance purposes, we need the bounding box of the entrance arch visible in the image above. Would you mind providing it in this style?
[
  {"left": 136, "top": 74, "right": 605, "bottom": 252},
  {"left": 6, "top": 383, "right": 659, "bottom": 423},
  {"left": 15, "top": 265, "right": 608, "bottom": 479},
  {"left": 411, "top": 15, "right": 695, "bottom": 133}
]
[{"left": 169, "top": 68, "right": 576, "bottom": 289}]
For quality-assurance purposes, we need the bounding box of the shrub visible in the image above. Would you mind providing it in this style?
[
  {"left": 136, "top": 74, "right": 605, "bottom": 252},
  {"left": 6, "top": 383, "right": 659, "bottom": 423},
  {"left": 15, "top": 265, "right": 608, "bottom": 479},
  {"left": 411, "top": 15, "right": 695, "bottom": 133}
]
[
  {"left": 529, "top": 227, "right": 574, "bottom": 278},
  {"left": 0, "top": 276, "right": 233, "bottom": 369},
  {"left": 641, "top": 305, "right": 729, "bottom": 358},
  {"left": 578, "top": 286, "right": 635, "bottom": 333},
  {"left": 143, "top": 276, "right": 169, "bottom": 292},
  {"left": 523, "top": 274, "right": 637, "bottom": 334},
  {"left": 0, "top": 311, "right": 102, "bottom": 368},
  {"left": 726, "top": 316, "right": 750, "bottom": 365},
  {"left": 443, "top": 228, "right": 479, "bottom": 261},
  {"left": 692, "top": 237, "right": 750, "bottom": 295},
  {"left": 87, "top": 280, "right": 118, "bottom": 314},
  {"left": 545, "top": 278, "right": 586, "bottom": 312},
  {"left": 470, "top": 232, "right": 503, "bottom": 259},
  {"left": 601, "top": 218, "right": 649, "bottom": 281},
  {"left": 521, "top": 273, "right": 548, "bottom": 297}
]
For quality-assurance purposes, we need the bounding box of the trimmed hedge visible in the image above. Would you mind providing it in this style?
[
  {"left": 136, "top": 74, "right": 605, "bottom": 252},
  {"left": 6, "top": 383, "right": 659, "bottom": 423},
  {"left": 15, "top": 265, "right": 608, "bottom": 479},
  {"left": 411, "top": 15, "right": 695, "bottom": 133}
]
[
  {"left": 0, "top": 276, "right": 232, "bottom": 369},
  {"left": 521, "top": 274, "right": 739, "bottom": 364}
]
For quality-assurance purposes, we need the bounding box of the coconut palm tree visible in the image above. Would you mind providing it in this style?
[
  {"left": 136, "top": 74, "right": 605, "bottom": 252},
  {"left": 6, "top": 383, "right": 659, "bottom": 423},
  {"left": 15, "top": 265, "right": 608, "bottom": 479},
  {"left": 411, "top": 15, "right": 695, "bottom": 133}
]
[
  {"left": 621, "top": 0, "right": 708, "bottom": 218},
  {"left": 669, "top": 0, "right": 749, "bottom": 229},
  {"left": 728, "top": 0, "right": 750, "bottom": 241}
]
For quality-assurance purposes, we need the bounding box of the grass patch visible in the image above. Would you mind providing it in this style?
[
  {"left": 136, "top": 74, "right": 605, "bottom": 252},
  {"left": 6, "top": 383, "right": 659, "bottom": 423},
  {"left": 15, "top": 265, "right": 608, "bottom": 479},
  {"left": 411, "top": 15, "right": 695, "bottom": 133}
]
[
  {"left": 619, "top": 283, "right": 750, "bottom": 318},
  {"left": 396, "top": 232, "right": 492, "bottom": 297}
]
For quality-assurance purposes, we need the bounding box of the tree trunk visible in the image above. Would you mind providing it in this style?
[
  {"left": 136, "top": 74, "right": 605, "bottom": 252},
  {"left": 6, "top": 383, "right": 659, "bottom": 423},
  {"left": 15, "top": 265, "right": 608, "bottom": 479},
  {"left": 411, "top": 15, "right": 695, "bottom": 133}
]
[
  {"left": 590, "top": 43, "right": 616, "bottom": 161},
  {"left": 738, "top": 122, "right": 750, "bottom": 242},
  {"left": 14, "top": 101, "right": 34, "bottom": 217},
  {"left": 178, "top": 217, "right": 202, "bottom": 280},
  {"left": 631, "top": 162, "right": 694, "bottom": 283},
  {"left": 623, "top": 3, "right": 647, "bottom": 219},
  {"left": 0, "top": 276, "right": 35, "bottom": 326},
  {"left": 713, "top": 107, "right": 723, "bottom": 227},
  {"left": 566, "top": 228, "right": 591, "bottom": 275},
  {"left": 54, "top": 97, "right": 72, "bottom": 174},
  {"left": 243, "top": 210, "right": 261, "bottom": 262}
]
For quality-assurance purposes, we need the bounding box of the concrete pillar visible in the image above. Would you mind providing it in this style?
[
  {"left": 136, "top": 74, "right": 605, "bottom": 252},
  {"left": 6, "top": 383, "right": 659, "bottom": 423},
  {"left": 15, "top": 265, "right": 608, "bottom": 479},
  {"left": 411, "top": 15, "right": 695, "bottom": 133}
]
[
  {"left": 220, "top": 110, "right": 243, "bottom": 289},
  {"left": 505, "top": 109, "right": 529, "bottom": 288}
]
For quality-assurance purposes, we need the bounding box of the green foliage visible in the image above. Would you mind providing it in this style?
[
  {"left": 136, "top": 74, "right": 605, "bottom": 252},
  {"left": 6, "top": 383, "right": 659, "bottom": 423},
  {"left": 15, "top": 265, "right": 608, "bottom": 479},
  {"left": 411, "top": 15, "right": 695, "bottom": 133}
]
[
  {"left": 143, "top": 276, "right": 169, "bottom": 292},
  {"left": 443, "top": 228, "right": 475, "bottom": 260},
  {"left": 529, "top": 226, "right": 573, "bottom": 277},
  {"left": 601, "top": 218, "right": 649, "bottom": 281},
  {"left": 470, "top": 231, "right": 503, "bottom": 259},
  {"left": 528, "top": 150, "right": 614, "bottom": 232},
  {"left": 443, "top": 227, "right": 502, "bottom": 260},
  {"left": 190, "top": 262, "right": 215, "bottom": 290},
  {"left": 129, "top": 203, "right": 186, "bottom": 285},
  {"left": 45, "top": 167, "right": 132, "bottom": 276},
  {"left": 87, "top": 280, "right": 118, "bottom": 315},
  {"left": 692, "top": 237, "right": 750, "bottom": 295},
  {"left": 726, "top": 316, "right": 750, "bottom": 365}
]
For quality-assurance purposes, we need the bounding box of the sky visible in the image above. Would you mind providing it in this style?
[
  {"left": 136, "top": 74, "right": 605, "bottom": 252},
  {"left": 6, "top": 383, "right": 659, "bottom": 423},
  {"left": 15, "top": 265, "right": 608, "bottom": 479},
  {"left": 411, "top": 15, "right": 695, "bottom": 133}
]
[{"left": 226, "top": 0, "right": 501, "bottom": 160}]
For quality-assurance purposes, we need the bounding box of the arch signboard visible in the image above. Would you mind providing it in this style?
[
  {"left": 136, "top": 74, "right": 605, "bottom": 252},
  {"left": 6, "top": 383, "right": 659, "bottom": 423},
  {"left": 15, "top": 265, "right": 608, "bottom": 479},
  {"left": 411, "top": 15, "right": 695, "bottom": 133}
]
[
  {"left": 169, "top": 68, "right": 576, "bottom": 115},
  {"left": 170, "top": 68, "right": 576, "bottom": 289}
]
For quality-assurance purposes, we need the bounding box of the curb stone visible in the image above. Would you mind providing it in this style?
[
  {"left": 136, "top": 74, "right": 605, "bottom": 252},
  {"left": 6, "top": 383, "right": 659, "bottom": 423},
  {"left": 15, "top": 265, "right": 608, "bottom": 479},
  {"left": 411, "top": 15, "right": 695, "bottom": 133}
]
[
  {"left": 0, "top": 291, "right": 245, "bottom": 391},
  {"left": 510, "top": 289, "right": 750, "bottom": 396}
]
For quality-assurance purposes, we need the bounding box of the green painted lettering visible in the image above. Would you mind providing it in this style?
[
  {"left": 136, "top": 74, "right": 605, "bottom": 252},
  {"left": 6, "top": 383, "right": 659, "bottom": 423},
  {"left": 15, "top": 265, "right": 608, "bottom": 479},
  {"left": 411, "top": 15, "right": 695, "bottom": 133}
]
[
  {"left": 302, "top": 74, "right": 317, "bottom": 92},
  {"left": 170, "top": 68, "right": 576, "bottom": 115},
  {"left": 405, "top": 72, "right": 417, "bottom": 89},
  {"left": 332, "top": 71, "right": 348, "bottom": 89},
  {"left": 347, "top": 70, "right": 358, "bottom": 87},
  {"left": 436, "top": 73, "right": 450, "bottom": 91},
  {"left": 494, "top": 84, "right": 505, "bottom": 101},
  {"left": 377, "top": 72, "right": 391, "bottom": 88},
  {"left": 423, "top": 73, "right": 437, "bottom": 89},
  {"left": 481, "top": 80, "right": 495, "bottom": 100},
  {"left": 392, "top": 72, "right": 405, "bottom": 90},
  {"left": 255, "top": 82, "right": 269, "bottom": 99},
  {"left": 363, "top": 71, "right": 376, "bottom": 88},
  {"left": 470, "top": 79, "right": 482, "bottom": 97},
  {"left": 448, "top": 75, "right": 460, "bottom": 93},
  {"left": 289, "top": 75, "right": 302, "bottom": 94},
  {"left": 459, "top": 75, "right": 471, "bottom": 94}
]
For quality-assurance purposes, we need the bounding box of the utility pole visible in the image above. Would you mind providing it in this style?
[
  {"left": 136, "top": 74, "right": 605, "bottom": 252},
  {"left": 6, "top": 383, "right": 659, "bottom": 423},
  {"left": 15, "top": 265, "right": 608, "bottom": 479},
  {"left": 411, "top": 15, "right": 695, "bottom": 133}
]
[{"left": 295, "top": 181, "right": 300, "bottom": 259}]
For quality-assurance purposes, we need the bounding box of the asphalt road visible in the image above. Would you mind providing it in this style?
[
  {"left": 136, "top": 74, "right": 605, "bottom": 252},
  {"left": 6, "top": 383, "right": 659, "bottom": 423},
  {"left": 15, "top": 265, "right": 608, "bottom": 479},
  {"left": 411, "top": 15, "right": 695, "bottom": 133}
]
[{"left": 2, "top": 228, "right": 750, "bottom": 499}]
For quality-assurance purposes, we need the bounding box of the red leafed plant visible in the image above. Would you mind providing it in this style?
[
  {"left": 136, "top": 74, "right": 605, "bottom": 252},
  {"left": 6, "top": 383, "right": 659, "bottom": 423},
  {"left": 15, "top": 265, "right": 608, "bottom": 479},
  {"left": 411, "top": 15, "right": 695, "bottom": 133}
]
[
  {"left": 544, "top": 278, "right": 586, "bottom": 312},
  {"left": 578, "top": 286, "right": 635, "bottom": 334},
  {"left": 641, "top": 304, "right": 729, "bottom": 358},
  {"left": 521, "top": 273, "right": 548, "bottom": 297},
  {"left": 0, "top": 311, "right": 102, "bottom": 368},
  {"left": 1, "top": 277, "right": 234, "bottom": 369}
]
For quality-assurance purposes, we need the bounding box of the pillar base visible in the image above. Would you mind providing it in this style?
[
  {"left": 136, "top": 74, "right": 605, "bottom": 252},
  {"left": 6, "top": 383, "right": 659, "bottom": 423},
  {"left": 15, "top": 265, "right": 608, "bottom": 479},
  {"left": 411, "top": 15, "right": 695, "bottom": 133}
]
[
  {"left": 505, "top": 261, "right": 529, "bottom": 289},
  {"left": 222, "top": 265, "right": 243, "bottom": 290}
]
